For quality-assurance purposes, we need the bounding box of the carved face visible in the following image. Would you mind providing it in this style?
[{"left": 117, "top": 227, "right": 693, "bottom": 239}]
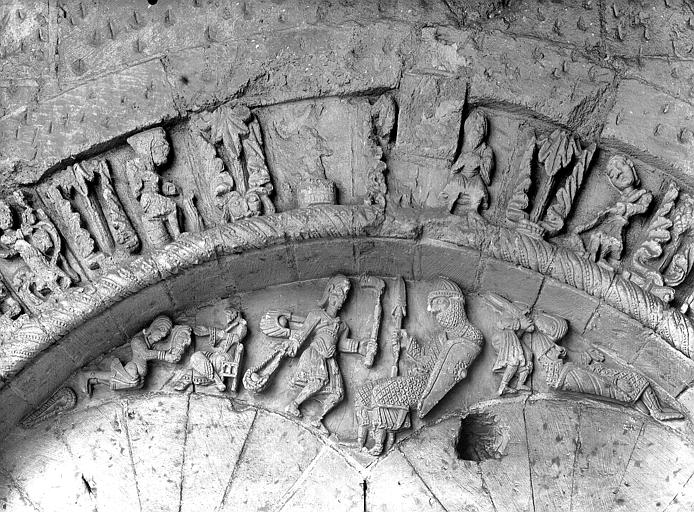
[
  {"left": 463, "top": 111, "right": 486, "bottom": 148},
  {"left": 607, "top": 155, "right": 637, "bottom": 191},
  {"left": 428, "top": 294, "right": 464, "bottom": 331},
  {"left": 327, "top": 281, "right": 350, "bottom": 311},
  {"left": 224, "top": 307, "right": 239, "bottom": 324}
]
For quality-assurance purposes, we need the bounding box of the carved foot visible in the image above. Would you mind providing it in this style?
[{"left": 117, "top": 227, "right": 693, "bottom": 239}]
[
  {"left": 515, "top": 384, "right": 531, "bottom": 392},
  {"left": 78, "top": 372, "right": 94, "bottom": 397},
  {"left": 368, "top": 444, "right": 384, "bottom": 456},
  {"left": 173, "top": 381, "right": 190, "bottom": 392},
  {"left": 215, "top": 383, "right": 227, "bottom": 392},
  {"left": 285, "top": 401, "right": 302, "bottom": 418},
  {"left": 651, "top": 408, "right": 684, "bottom": 421},
  {"left": 309, "top": 418, "right": 330, "bottom": 436},
  {"left": 497, "top": 385, "right": 517, "bottom": 396}
]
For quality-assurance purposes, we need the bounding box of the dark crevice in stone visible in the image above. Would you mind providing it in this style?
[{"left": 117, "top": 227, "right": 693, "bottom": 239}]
[
  {"left": 81, "top": 474, "right": 95, "bottom": 496},
  {"left": 454, "top": 411, "right": 506, "bottom": 462}
]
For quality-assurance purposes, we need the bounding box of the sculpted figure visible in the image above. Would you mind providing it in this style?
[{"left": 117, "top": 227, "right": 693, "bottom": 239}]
[
  {"left": 486, "top": 293, "right": 534, "bottom": 396},
  {"left": 531, "top": 309, "right": 683, "bottom": 421},
  {"left": 0, "top": 281, "right": 21, "bottom": 327},
  {"left": 354, "top": 278, "right": 484, "bottom": 455},
  {"left": 126, "top": 128, "right": 181, "bottom": 247},
  {"left": 251, "top": 275, "right": 377, "bottom": 434},
  {"left": 79, "top": 315, "right": 191, "bottom": 396},
  {"left": 440, "top": 110, "right": 494, "bottom": 218},
  {"left": 174, "top": 306, "right": 247, "bottom": 392},
  {"left": 0, "top": 195, "right": 76, "bottom": 302},
  {"left": 573, "top": 155, "right": 652, "bottom": 270}
]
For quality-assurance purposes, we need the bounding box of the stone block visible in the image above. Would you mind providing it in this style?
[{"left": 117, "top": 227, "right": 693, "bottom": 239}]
[
  {"left": 355, "top": 238, "right": 418, "bottom": 280},
  {"left": 419, "top": 241, "right": 482, "bottom": 293},
  {"left": 395, "top": 72, "right": 467, "bottom": 161},
  {"left": 480, "top": 258, "right": 544, "bottom": 306},
  {"left": 59, "top": 402, "right": 140, "bottom": 512},
  {"left": 534, "top": 279, "right": 599, "bottom": 333},
  {"left": 8, "top": 346, "right": 76, "bottom": 407},
  {"left": 399, "top": 418, "right": 495, "bottom": 512},
  {"left": 125, "top": 394, "right": 189, "bottom": 512},
  {"left": 221, "top": 411, "right": 323, "bottom": 511},
  {"left": 0, "top": 387, "right": 32, "bottom": 440},
  {"left": 106, "top": 281, "right": 176, "bottom": 337},
  {"left": 57, "top": 310, "right": 127, "bottom": 367},
  {"left": 0, "top": 59, "right": 178, "bottom": 188},
  {"left": 218, "top": 245, "right": 299, "bottom": 294},
  {"left": 367, "top": 449, "right": 447, "bottom": 511},
  {"left": 293, "top": 239, "right": 357, "bottom": 281},
  {"left": 164, "top": 259, "right": 227, "bottom": 311},
  {"left": 582, "top": 304, "right": 652, "bottom": 363},
  {"left": 632, "top": 334, "right": 694, "bottom": 397},
  {"left": 602, "top": 80, "right": 694, "bottom": 176},
  {"left": 181, "top": 395, "right": 256, "bottom": 512}
]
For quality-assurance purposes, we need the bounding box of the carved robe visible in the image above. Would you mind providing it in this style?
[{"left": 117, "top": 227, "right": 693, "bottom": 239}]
[{"left": 442, "top": 143, "right": 493, "bottom": 215}]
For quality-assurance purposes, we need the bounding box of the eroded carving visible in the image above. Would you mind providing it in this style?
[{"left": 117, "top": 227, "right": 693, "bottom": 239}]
[
  {"left": 126, "top": 128, "right": 182, "bottom": 248},
  {"left": 355, "top": 278, "right": 483, "bottom": 455},
  {"left": 79, "top": 315, "right": 192, "bottom": 395},
  {"left": 571, "top": 155, "right": 652, "bottom": 272},
  {"left": 440, "top": 110, "right": 494, "bottom": 219},
  {"left": 173, "top": 306, "right": 247, "bottom": 393},
  {"left": 485, "top": 293, "right": 534, "bottom": 396},
  {"left": 530, "top": 309, "right": 683, "bottom": 421}
]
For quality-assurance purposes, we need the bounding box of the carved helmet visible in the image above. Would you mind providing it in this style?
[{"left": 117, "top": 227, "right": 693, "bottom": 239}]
[{"left": 427, "top": 277, "right": 463, "bottom": 301}]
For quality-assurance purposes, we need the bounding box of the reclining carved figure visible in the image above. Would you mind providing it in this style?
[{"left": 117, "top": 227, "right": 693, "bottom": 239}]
[{"left": 354, "top": 278, "right": 484, "bottom": 455}]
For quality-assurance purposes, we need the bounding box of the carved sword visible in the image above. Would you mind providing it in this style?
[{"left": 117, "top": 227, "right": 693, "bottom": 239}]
[{"left": 390, "top": 276, "right": 406, "bottom": 378}]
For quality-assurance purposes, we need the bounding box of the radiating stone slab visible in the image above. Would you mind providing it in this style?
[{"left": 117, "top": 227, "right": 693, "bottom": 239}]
[
  {"left": 613, "top": 421, "right": 694, "bottom": 511},
  {"left": 525, "top": 399, "right": 580, "bottom": 512},
  {"left": 278, "top": 447, "right": 363, "bottom": 512},
  {"left": 571, "top": 406, "right": 644, "bottom": 512},
  {"left": 180, "top": 396, "right": 255, "bottom": 512},
  {"left": 125, "top": 394, "right": 189, "bottom": 512},
  {"left": 368, "top": 448, "right": 447, "bottom": 512},
  {"left": 59, "top": 401, "right": 140, "bottom": 512},
  {"left": 220, "top": 411, "right": 323, "bottom": 511},
  {"left": 400, "top": 417, "right": 496, "bottom": 512}
]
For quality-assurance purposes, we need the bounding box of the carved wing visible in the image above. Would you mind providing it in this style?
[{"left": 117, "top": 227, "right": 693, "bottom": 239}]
[{"left": 417, "top": 339, "right": 482, "bottom": 418}]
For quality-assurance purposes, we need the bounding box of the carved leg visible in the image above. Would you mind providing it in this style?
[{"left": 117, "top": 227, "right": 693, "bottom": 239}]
[
  {"left": 515, "top": 361, "right": 533, "bottom": 392},
  {"left": 212, "top": 372, "right": 226, "bottom": 392},
  {"left": 357, "top": 423, "right": 369, "bottom": 448},
  {"left": 286, "top": 379, "right": 324, "bottom": 418},
  {"left": 78, "top": 370, "right": 111, "bottom": 397},
  {"left": 641, "top": 387, "right": 684, "bottom": 421},
  {"left": 497, "top": 364, "right": 519, "bottom": 395},
  {"left": 369, "top": 428, "right": 387, "bottom": 456},
  {"left": 167, "top": 211, "right": 181, "bottom": 239}
]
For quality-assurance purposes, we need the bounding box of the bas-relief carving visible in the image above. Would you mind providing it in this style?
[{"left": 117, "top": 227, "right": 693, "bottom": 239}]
[
  {"left": 78, "top": 315, "right": 192, "bottom": 395},
  {"left": 20, "top": 387, "right": 77, "bottom": 428}
]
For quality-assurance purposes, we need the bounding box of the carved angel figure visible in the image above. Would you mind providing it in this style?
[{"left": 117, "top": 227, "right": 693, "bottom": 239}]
[
  {"left": 485, "top": 293, "right": 534, "bottom": 396},
  {"left": 440, "top": 110, "right": 494, "bottom": 218},
  {"left": 79, "top": 315, "right": 192, "bottom": 396},
  {"left": 530, "top": 309, "right": 683, "bottom": 422},
  {"left": 126, "top": 128, "right": 181, "bottom": 248},
  {"left": 173, "top": 306, "right": 247, "bottom": 392},
  {"left": 572, "top": 155, "right": 652, "bottom": 271},
  {"left": 354, "top": 278, "right": 484, "bottom": 455}
]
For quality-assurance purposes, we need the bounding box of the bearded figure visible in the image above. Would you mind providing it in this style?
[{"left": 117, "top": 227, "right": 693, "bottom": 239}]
[{"left": 355, "top": 277, "right": 484, "bottom": 455}]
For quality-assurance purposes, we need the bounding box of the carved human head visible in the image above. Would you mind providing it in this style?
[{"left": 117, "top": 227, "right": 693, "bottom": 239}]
[
  {"left": 245, "top": 192, "right": 262, "bottom": 216},
  {"left": 427, "top": 278, "right": 466, "bottom": 330},
  {"left": 319, "top": 274, "right": 351, "bottom": 312},
  {"left": 532, "top": 310, "right": 568, "bottom": 343},
  {"left": 463, "top": 110, "right": 487, "bottom": 148},
  {"left": 224, "top": 305, "right": 240, "bottom": 324},
  {"left": 606, "top": 155, "right": 639, "bottom": 192},
  {"left": 127, "top": 128, "right": 170, "bottom": 168},
  {"left": 145, "top": 315, "right": 173, "bottom": 343},
  {"left": 0, "top": 200, "right": 13, "bottom": 232}
]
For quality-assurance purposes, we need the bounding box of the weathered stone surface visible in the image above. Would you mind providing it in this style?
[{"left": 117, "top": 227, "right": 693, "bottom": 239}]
[
  {"left": 583, "top": 304, "right": 653, "bottom": 363},
  {"left": 59, "top": 401, "right": 140, "bottom": 512},
  {"left": 368, "top": 448, "right": 447, "bottom": 511},
  {"left": 571, "top": 406, "right": 644, "bottom": 512},
  {"left": 125, "top": 394, "right": 189, "bottom": 512},
  {"left": 613, "top": 421, "right": 694, "bottom": 511},
  {"left": 480, "top": 258, "right": 544, "bottom": 306},
  {"left": 633, "top": 334, "right": 694, "bottom": 397},
  {"left": 602, "top": 80, "right": 694, "bottom": 179},
  {"left": 8, "top": 345, "right": 76, "bottom": 406},
  {"left": 399, "top": 417, "right": 496, "bottom": 512},
  {"left": 181, "top": 396, "right": 255, "bottom": 512},
  {"left": 277, "top": 447, "right": 363, "bottom": 512},
  {"left": 0, "top": 59, "right": 178, "bottom": 189},
  {"left": 534, "top": 279, "right": 599, "bottom": 333},
  {"left": 525, "top": 399, "right": 580, "bottom": 512},
  {"left": 221, "top": 411, "right": 323, "bottom": 511},
  {"left": 395, "top": 73, "right": 467, "bottom": 161}
]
